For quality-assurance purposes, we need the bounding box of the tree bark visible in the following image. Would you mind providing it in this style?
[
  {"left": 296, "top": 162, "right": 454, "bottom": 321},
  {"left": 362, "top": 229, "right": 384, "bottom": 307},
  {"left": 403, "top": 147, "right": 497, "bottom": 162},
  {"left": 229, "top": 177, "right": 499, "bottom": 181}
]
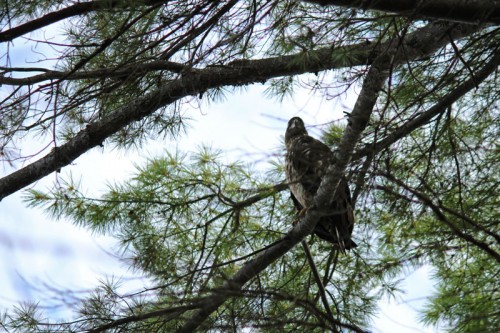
[{"left": 303, "top": 0, "right": 500, "bottom": 25}]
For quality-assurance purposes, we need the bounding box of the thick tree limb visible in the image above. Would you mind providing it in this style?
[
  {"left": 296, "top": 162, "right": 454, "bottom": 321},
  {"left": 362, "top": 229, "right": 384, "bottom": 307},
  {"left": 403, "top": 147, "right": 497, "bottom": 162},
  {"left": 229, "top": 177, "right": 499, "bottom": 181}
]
[
  {"left": 0, "top": 22, "right": 478, "bottom": 200},
  {"left": 303, "top": 0, "right": 500, "bottom": 25},
  {"left": 315, "top": 54, "right": 390, "bottom": 210}
]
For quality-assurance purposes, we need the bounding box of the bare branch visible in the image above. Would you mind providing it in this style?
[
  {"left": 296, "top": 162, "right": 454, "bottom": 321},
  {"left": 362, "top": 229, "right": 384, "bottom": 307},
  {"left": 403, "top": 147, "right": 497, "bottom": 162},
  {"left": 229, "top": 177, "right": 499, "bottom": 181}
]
[
  {"left": 0, "top": 61, "right": 192, "bottom": 86},
  {"left": 301, "top": 240, "right": 338, "bottom": 331}
]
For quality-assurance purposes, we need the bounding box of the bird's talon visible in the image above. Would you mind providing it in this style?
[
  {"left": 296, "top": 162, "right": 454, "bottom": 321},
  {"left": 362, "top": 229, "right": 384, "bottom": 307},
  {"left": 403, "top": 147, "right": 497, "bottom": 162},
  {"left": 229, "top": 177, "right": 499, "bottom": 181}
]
[{"left": 298, "top": 207, "right": 310, "bottom": 217}]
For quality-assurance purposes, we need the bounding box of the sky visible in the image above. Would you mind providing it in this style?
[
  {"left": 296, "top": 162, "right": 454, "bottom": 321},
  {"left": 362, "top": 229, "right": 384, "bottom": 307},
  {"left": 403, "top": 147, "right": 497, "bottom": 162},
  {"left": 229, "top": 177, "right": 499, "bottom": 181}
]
[{"left": 0, "top": 19, "right": 437, "bottom": 332}]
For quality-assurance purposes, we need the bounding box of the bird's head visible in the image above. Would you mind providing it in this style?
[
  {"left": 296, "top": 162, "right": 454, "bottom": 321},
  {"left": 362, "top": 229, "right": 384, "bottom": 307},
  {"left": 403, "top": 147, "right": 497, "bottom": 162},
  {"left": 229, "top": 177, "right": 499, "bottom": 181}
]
[{"left": 285, "top": 117, "right": 307, "bottom": 147}]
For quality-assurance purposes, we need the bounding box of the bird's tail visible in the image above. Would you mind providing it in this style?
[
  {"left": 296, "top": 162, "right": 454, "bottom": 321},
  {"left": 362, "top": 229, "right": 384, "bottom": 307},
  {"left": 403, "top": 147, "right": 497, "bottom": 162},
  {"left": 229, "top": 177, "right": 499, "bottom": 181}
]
[{"left": 313, "top": 219, "right": 357, "bottom": 253}]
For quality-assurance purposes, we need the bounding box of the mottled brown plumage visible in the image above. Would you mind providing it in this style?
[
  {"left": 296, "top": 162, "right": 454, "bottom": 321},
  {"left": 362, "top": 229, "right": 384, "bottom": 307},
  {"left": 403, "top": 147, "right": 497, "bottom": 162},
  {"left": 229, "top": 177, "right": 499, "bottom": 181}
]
[{"left": 285, "top": 117, "right": 356, "bottom": 252}]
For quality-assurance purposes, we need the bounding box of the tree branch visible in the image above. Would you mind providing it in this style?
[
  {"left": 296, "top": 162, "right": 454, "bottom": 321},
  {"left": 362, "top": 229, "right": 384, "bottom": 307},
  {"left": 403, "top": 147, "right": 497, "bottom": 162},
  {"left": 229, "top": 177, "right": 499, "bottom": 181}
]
[
  {"left": 301, "top": 240, "right": 338, "bottom": 332},
  {"left": 0, "top": 19, "right": 478, "bottom": 87},
  {"left": 176, "top": 20, "right": 438, "bottom": 333},
  {"left": 0, "top": 43, "right": 363, "bottom": 86},
  {"left": 353, "top": 48, "right": 500, "bottom": 161},
  {"left": 378, "top": 172, "right": 500, "bottom": 263},
  {"left": 302, "top": 0, "right": 500, "bottom": 25},
  {"left": 86, "top": 303, "right": 199, "bottom": 333},
  {"left": 0, "top": 21, "right": 478, "bottom": 200},
  {"left": 314, "top": 53, "right": 390, "bottom": 210},
  {"left": 0, "top": 0, "right": 169, "bottom": 43}
]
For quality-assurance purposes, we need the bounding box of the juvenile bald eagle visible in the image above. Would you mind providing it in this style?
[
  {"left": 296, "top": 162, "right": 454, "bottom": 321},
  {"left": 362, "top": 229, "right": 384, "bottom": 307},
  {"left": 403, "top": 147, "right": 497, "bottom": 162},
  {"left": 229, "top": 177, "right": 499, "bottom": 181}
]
[{"left": 285, "top": 117, "right": 356, "bottom": 251}]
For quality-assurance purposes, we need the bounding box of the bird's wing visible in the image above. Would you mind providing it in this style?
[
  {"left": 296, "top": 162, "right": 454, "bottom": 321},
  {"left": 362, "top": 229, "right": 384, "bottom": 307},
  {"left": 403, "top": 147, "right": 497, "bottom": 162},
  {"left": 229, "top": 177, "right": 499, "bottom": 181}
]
[{"left": 288, "top": 135, "right": 334, "bottom": 195}]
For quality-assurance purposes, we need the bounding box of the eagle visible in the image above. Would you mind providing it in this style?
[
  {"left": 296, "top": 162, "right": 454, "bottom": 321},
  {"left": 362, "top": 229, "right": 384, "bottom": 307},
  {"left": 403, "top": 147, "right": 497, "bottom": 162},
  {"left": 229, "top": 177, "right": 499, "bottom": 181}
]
[{"left": 285, "top": 117, "right": 357, "bottom": 251}]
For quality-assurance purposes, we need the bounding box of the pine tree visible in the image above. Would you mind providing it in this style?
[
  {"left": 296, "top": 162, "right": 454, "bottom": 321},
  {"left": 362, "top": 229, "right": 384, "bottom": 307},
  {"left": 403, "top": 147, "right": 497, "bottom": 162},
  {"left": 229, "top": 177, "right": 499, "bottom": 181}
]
[{"left": 1, "top": 1, "right": 498, "bottom": 332}]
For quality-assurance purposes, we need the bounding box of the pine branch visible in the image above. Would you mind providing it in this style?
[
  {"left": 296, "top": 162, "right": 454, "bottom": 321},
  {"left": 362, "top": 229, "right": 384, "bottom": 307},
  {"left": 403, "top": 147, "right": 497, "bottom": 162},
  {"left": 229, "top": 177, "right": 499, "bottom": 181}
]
[
  {"left": 302, "top": 0, "right": 500, "bottom": 25},
  {"left": 175, "top": 21, "right": 427, "bottom": 333},
  {"left": 378, "top": 172, "right": 500, "bottom": 263},
  {"left": 0, "top": 21, "right": 478, "bottom": 200},
  {"left": 0, "top": 0, "right": 170, "bottom": 43},
  {"left": 353, "top": 49, "right": 500, "bottom": 161}
]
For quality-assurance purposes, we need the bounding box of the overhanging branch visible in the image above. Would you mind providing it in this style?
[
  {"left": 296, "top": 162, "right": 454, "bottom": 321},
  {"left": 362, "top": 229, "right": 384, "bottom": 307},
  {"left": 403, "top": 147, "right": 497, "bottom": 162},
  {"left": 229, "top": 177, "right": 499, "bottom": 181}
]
[
  {"left": 353, "top": 49, "right": 500, "bottom": 161},
  {"left": 0, "top": 0, "right": 170, "bottom": 43},
  {"left": 0, "top": 41, "right": 366, "bottom": 86},
  {"left": 303, "top": 0, "right": 500, "bottom": 25},
  {"left": 0, "top": 21, "right": 478, "bottom": 200}
]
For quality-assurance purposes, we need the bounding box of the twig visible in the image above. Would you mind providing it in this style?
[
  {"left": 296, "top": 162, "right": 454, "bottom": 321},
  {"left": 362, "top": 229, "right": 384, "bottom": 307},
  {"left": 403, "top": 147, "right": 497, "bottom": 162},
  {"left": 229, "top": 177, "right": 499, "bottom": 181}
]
[{"left": 301, "top": 240, "right": 339, "bottom": 333}]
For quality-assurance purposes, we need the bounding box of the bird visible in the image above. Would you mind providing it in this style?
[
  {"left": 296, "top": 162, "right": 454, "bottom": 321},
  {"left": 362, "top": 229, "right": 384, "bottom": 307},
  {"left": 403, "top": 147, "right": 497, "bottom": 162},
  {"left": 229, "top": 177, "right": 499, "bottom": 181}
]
[{"left": 284, "top": 116, "right": 357, "bottom": 252}]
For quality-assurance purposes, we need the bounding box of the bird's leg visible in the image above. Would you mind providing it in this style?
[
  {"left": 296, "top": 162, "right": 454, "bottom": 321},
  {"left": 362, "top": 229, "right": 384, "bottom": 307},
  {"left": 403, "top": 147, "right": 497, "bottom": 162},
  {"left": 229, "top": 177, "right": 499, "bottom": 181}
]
[
  {"left": 299, "top": 202, "right": 318, "bottom": 217},
  {"left": 292, "top": 207, "right": 309, "bottom": 225},
  {"left": 298, "top": 206, "right": 310, "bottom": 217}
]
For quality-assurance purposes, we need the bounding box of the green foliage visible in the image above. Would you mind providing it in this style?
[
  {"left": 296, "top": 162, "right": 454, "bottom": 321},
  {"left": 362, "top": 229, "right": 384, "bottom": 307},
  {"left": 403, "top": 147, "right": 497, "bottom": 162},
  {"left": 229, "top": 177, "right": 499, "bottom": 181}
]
[
  {"left": 2, "top": 1, "right": 499, "bottom": 332},
  {"left": 25, "top": 112, "right": 497, "bottom": 331},
  {"left": 363, "top": 87, "right": 500, "bottom": 332},
  {"left": 21, "top": 146, "right": 384, "bottom": 331}
]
